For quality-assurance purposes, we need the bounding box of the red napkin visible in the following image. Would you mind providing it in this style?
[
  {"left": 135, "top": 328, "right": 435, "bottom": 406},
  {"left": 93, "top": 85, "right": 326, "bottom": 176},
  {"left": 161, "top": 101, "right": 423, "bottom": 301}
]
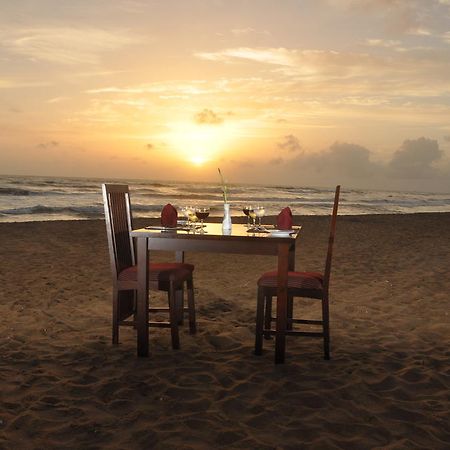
[
  {"left": 277, "top": 207, "right": 293, "bottom": 230},
  {"left": 161, "top": 203, "right": 178, "bottom": 227}
]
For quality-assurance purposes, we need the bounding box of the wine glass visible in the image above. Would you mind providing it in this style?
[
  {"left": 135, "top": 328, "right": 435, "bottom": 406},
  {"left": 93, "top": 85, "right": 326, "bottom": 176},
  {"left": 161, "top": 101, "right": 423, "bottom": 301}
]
[
  {"left": 195, "top": 207, "right": 210, "bottom": 232},
  {"left": 242, "top": 205, "right": 252, "bottom": 228},
  {"left": 248, "top": 208, "right": 257, "bottom": 231},
  {"left": 181, "top": 205, "right": 195, "bottom": 229},
  {"left": 255, "top": 205, "right": 266, "bottom": 231},
  {"left": 181, "top": 205, "right": 191, "bottom": 226},
  {"left": 187, "top": 209, "right": 198, "bottom": 231}
]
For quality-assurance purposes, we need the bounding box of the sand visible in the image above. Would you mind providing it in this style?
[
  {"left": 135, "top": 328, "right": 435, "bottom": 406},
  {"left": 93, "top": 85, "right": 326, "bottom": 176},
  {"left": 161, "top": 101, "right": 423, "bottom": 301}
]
[{"left": 1, "top": 213, "right": 449, "bottom": 449}]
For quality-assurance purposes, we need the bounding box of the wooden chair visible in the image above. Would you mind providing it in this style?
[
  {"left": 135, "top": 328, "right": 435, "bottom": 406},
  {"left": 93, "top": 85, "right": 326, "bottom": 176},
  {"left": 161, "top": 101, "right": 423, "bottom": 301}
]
[
  {"left": 255, "top": 185, "right": 340, "bottom": 360},
  {"left": 102, "top": 183, "right": 196, "bottom": 349}
]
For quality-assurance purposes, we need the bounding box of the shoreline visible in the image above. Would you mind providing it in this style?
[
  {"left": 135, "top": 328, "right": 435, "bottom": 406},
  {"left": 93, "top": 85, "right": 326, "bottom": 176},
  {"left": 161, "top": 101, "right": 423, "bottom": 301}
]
[
  {"left": 1, "top": 210, "right": 450, "bottom": 226},
  {"left": 1, "top": 213, "right": 449, "bottom": 448}
]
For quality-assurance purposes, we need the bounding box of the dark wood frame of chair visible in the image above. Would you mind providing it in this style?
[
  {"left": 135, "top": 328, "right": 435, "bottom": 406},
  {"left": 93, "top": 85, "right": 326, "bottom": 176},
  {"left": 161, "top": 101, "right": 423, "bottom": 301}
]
[
  {"left": 255, "top": 185, "right": 340, "bottom": 360},
  {"left": 102, "top": 183, "right": 196, "bottom": 349}
]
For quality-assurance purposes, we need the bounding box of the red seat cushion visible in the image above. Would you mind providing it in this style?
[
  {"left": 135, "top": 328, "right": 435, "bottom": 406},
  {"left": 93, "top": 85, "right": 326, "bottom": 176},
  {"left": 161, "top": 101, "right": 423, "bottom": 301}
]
[
  {"left": 118, "top": 262, "right": 193, "bottom": 283},
  {"left": 258, "top": 270, "right": 324, "bottom": 290}
]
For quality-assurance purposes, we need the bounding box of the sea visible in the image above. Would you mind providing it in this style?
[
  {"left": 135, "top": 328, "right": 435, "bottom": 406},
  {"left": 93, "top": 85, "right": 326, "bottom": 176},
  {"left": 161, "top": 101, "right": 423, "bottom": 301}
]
[{"left": 1, "top": 174, "right": 450, "bottom": 223}]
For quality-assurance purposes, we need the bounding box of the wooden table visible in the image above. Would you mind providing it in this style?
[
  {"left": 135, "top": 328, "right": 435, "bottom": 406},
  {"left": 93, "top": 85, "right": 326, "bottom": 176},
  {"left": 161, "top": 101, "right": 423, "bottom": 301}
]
[{"left": 130, "top": 223, "right": 301, "bottom": 363}]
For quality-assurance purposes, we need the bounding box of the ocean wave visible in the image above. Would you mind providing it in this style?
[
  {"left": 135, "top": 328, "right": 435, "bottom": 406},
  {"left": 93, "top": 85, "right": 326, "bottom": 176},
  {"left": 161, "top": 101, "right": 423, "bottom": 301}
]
[
  {"left": 0, "top": 204, "right": 104, "bottom": 218},
  {"left": 0, "top": 186, "right": 75, "bottom": 196},
  {"left": 270, "top": 185, "right": 328, "bottom": 194},
  {"left": 0, "top": 187, "right": 35, "bottom": 196},
  {"left": 134, "top": 192, "right": 221, "bottom": 201},
  {"left": 1, "top": 175, "right": 450, "bottom": 222},
  {"left": 129, "top": 187, "right": 166, "bottom": 195}
]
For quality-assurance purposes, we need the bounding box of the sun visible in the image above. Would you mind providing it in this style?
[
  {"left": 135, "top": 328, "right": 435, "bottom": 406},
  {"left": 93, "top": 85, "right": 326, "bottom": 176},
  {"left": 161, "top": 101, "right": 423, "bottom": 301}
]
[
  {"left": 190, "top": 154, "right": 207, "bottom": 166},
  {"left": 162, "top": 120, "right": 236, "bottom": 166}
]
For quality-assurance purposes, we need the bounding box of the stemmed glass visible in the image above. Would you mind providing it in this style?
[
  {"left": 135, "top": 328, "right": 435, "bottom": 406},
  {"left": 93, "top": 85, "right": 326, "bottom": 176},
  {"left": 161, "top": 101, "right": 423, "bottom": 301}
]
[
  {"left": 181, "top": 205, "right": 191, "bottom": 226},
  {"left": 195, "top": 207, "right": 210, "bottom": 233},
  {"left": 248, "top": 208, "right": 257, "bottom": 231},
  {"left": 187, "top": 208, "right": 198, "bottom": 231},
  {"left": 181, "top": 205, "right": 195, "bottom": 230},
  {"left": 255, "top": 205, "right": 266, "bottom": 231},
  {"left": 242, "top": 205, "right": 253, "bottom": 228}
]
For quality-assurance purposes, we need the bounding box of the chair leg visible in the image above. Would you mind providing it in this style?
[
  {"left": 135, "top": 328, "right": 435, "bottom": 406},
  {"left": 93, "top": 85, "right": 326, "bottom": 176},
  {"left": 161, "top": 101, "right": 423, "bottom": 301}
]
[
  {"left": 186, "top": 278, "right": 196, "bottom": 334},
  {"left": 175, "top": 288, "right": 184, "bottom": 325},
  {"left": 255, "top": 287, "right": 265, "bottom": 355},
  {"left": 132, "top": 290, "right": 137, "bottom": 329},
  {"left": 168, "top": 283, "right": 180, "bottom": 350},
  {"left": 264, "top": 294, "right": 272, "bottom": 339},
  {"left": 287, "top": 294, "right": 294, "bottom": 331},
  {"left": 322, "top": 295, "right": 330, "bottom": 360},
  {"left": 112, "top": 289, "right": 119, "bottom": 345}
]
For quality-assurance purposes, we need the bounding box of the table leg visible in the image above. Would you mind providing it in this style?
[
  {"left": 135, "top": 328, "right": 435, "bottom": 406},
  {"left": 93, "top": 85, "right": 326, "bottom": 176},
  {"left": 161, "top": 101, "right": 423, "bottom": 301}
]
[
  {"left": 287, "top": 244, "right": 295, "bottom": 330},
  {"left": 136, "top": 237, "right": 149, "bottom": 357},
  {"left": 275, "top": 243, "right": 289, "bottom": 364},
  {"left": 288, "top": 244, "right": 295, "bottom": 271},
  {"left": 175, "top": 251, "right": 185, "bottom": 323}
]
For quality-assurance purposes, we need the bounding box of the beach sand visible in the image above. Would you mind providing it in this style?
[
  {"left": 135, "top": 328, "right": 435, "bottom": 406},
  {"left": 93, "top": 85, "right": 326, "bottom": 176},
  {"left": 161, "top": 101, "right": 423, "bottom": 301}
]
[{"left": 1, "top": 214, "right": 449, "bottom": 449}]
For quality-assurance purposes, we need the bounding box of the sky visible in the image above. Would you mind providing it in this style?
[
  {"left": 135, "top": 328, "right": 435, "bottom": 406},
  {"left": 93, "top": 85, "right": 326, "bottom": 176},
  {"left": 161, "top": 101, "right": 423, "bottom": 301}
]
[{"left": 1, "top": 0, "right": 450, "bottom": 192}]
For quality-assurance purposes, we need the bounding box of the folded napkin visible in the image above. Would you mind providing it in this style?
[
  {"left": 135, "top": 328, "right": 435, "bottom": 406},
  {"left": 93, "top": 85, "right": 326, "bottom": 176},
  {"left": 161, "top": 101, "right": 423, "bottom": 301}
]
[
  {"left": 277, "top": 207, "right": 293, "bottom": 230},
  {"left": 161, "top": 203, "right": 178, "bottom": 227}
]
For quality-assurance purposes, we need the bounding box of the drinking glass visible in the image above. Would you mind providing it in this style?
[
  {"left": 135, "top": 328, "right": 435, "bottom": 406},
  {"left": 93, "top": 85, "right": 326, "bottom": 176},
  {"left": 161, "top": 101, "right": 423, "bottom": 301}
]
[
  {"left": 255, "top": 206, "right": 266, "bottom": 231},
  {"left": 180, "top": 206, "right": 190, "bottom": 225},
  {"left": 242, "top": 205, "right": 252, "bottom": 228},
  {"left": 248, "top": 208, "right": 257, "bottom": 231},
  {"left": 187, "top": 209, "right": 198, "bottom": 231},
  {"left": 181, "top": 205, "right": 194, "bottom": 229},
  {"left": 195, "top": 207, "right": 210, "bottom": 232}
]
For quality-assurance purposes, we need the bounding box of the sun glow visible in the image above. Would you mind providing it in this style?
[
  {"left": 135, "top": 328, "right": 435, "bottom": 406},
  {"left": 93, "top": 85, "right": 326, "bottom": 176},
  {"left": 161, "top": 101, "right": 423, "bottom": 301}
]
[
  {"left": 190, "top": 154, "right": 207, "bottom": 166},
  {"left": 163, "top": 121, "right": 237, "bottom": 166}
]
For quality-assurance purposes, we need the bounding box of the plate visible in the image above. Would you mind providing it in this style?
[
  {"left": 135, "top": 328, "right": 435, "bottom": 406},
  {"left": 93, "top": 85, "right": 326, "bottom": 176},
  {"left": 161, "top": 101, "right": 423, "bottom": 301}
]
[{"left": 269, "top": 229, "right": 294, "bottom": 237}]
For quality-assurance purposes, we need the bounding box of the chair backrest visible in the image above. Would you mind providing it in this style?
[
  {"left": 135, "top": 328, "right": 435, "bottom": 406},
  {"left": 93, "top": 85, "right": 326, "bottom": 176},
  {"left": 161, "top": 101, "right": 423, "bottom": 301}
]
[
  {"left": 323, "top": 185, "right": 340, "bottom": 292},
  {"left": 102, "top": 184, "right": 135, "bottom": 279}
]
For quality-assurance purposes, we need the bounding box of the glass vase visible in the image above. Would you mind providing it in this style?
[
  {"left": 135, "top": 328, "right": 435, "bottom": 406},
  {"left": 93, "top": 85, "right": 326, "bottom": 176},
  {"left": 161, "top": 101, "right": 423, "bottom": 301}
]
[{"left": 222, "top": 203, "right": 232, "bottom": 234}]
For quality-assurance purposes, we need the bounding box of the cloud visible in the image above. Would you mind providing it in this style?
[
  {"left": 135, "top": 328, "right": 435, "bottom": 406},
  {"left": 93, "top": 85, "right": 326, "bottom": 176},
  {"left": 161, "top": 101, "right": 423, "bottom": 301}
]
[
  {"left": 443, "top": 135, "right": 450, "bottom": 142},
  {"left": 86, "top": 80, "right": 217, "bottom": 97},
  {"left": 442, "top": 31, "right": 450, "bottom": 44},
  {"left": 231, "top": 28, "right": 271, "bottom": 37},
  {"left": 196, "top": 47, "right": 297, "bottom": 66},
  {"left": 194, "top": 109, "right": 223, "bottom": 125},
  {"left": 308, "top": 141, "right": 379, "bottom": 178},
  {"left": 47, "top": 96, "right": 70, "bottom": 104},
  {"left": 0, "top": 27, "right": 139, "bottom": 65},
  {"left": 285, "top": 137, "right": 447, "bottom": 189},
  {"left": 388, "top": 137, "right": 443, "bottom": 178},
  {"left": 145, "top": 142, "right": 167, "bottom": 151},
  {"left": 329, "top": 0, "right": 435, "bottom": 36},
  {"left": 228, "top": 136, "right": 449, "bottom": 191},
  {"left": 86, "top": 87, "right": 145, "bottom": 94},
  {"left": 231, "top": 27, "right": 256, "bottom": 36},
  {"left": 277, "top": 135, "right": 302, "bottom": 153},
  {"left": 195, "top": 45, "right": 448, "bottom": 85},
  {"left": 37, "top": 141, "right": 59, "bottom": 149},
  {"left": 0, "top": 78, "right": 51, "bottom": 89},
  {"left": 229, "top": 158, "right": 255, "bottom": 168},
  {"left": 366, "top": 39, "right": 401, "bottom": 48},
  {"left": 269, "top": 157, "right": 284, "bottom": 165},
  {"left": 294, "top": 138, "right": 446, "bottom": 182},
  {"left": 86, "top": 41, "right": 450, "bottom": 108}
]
